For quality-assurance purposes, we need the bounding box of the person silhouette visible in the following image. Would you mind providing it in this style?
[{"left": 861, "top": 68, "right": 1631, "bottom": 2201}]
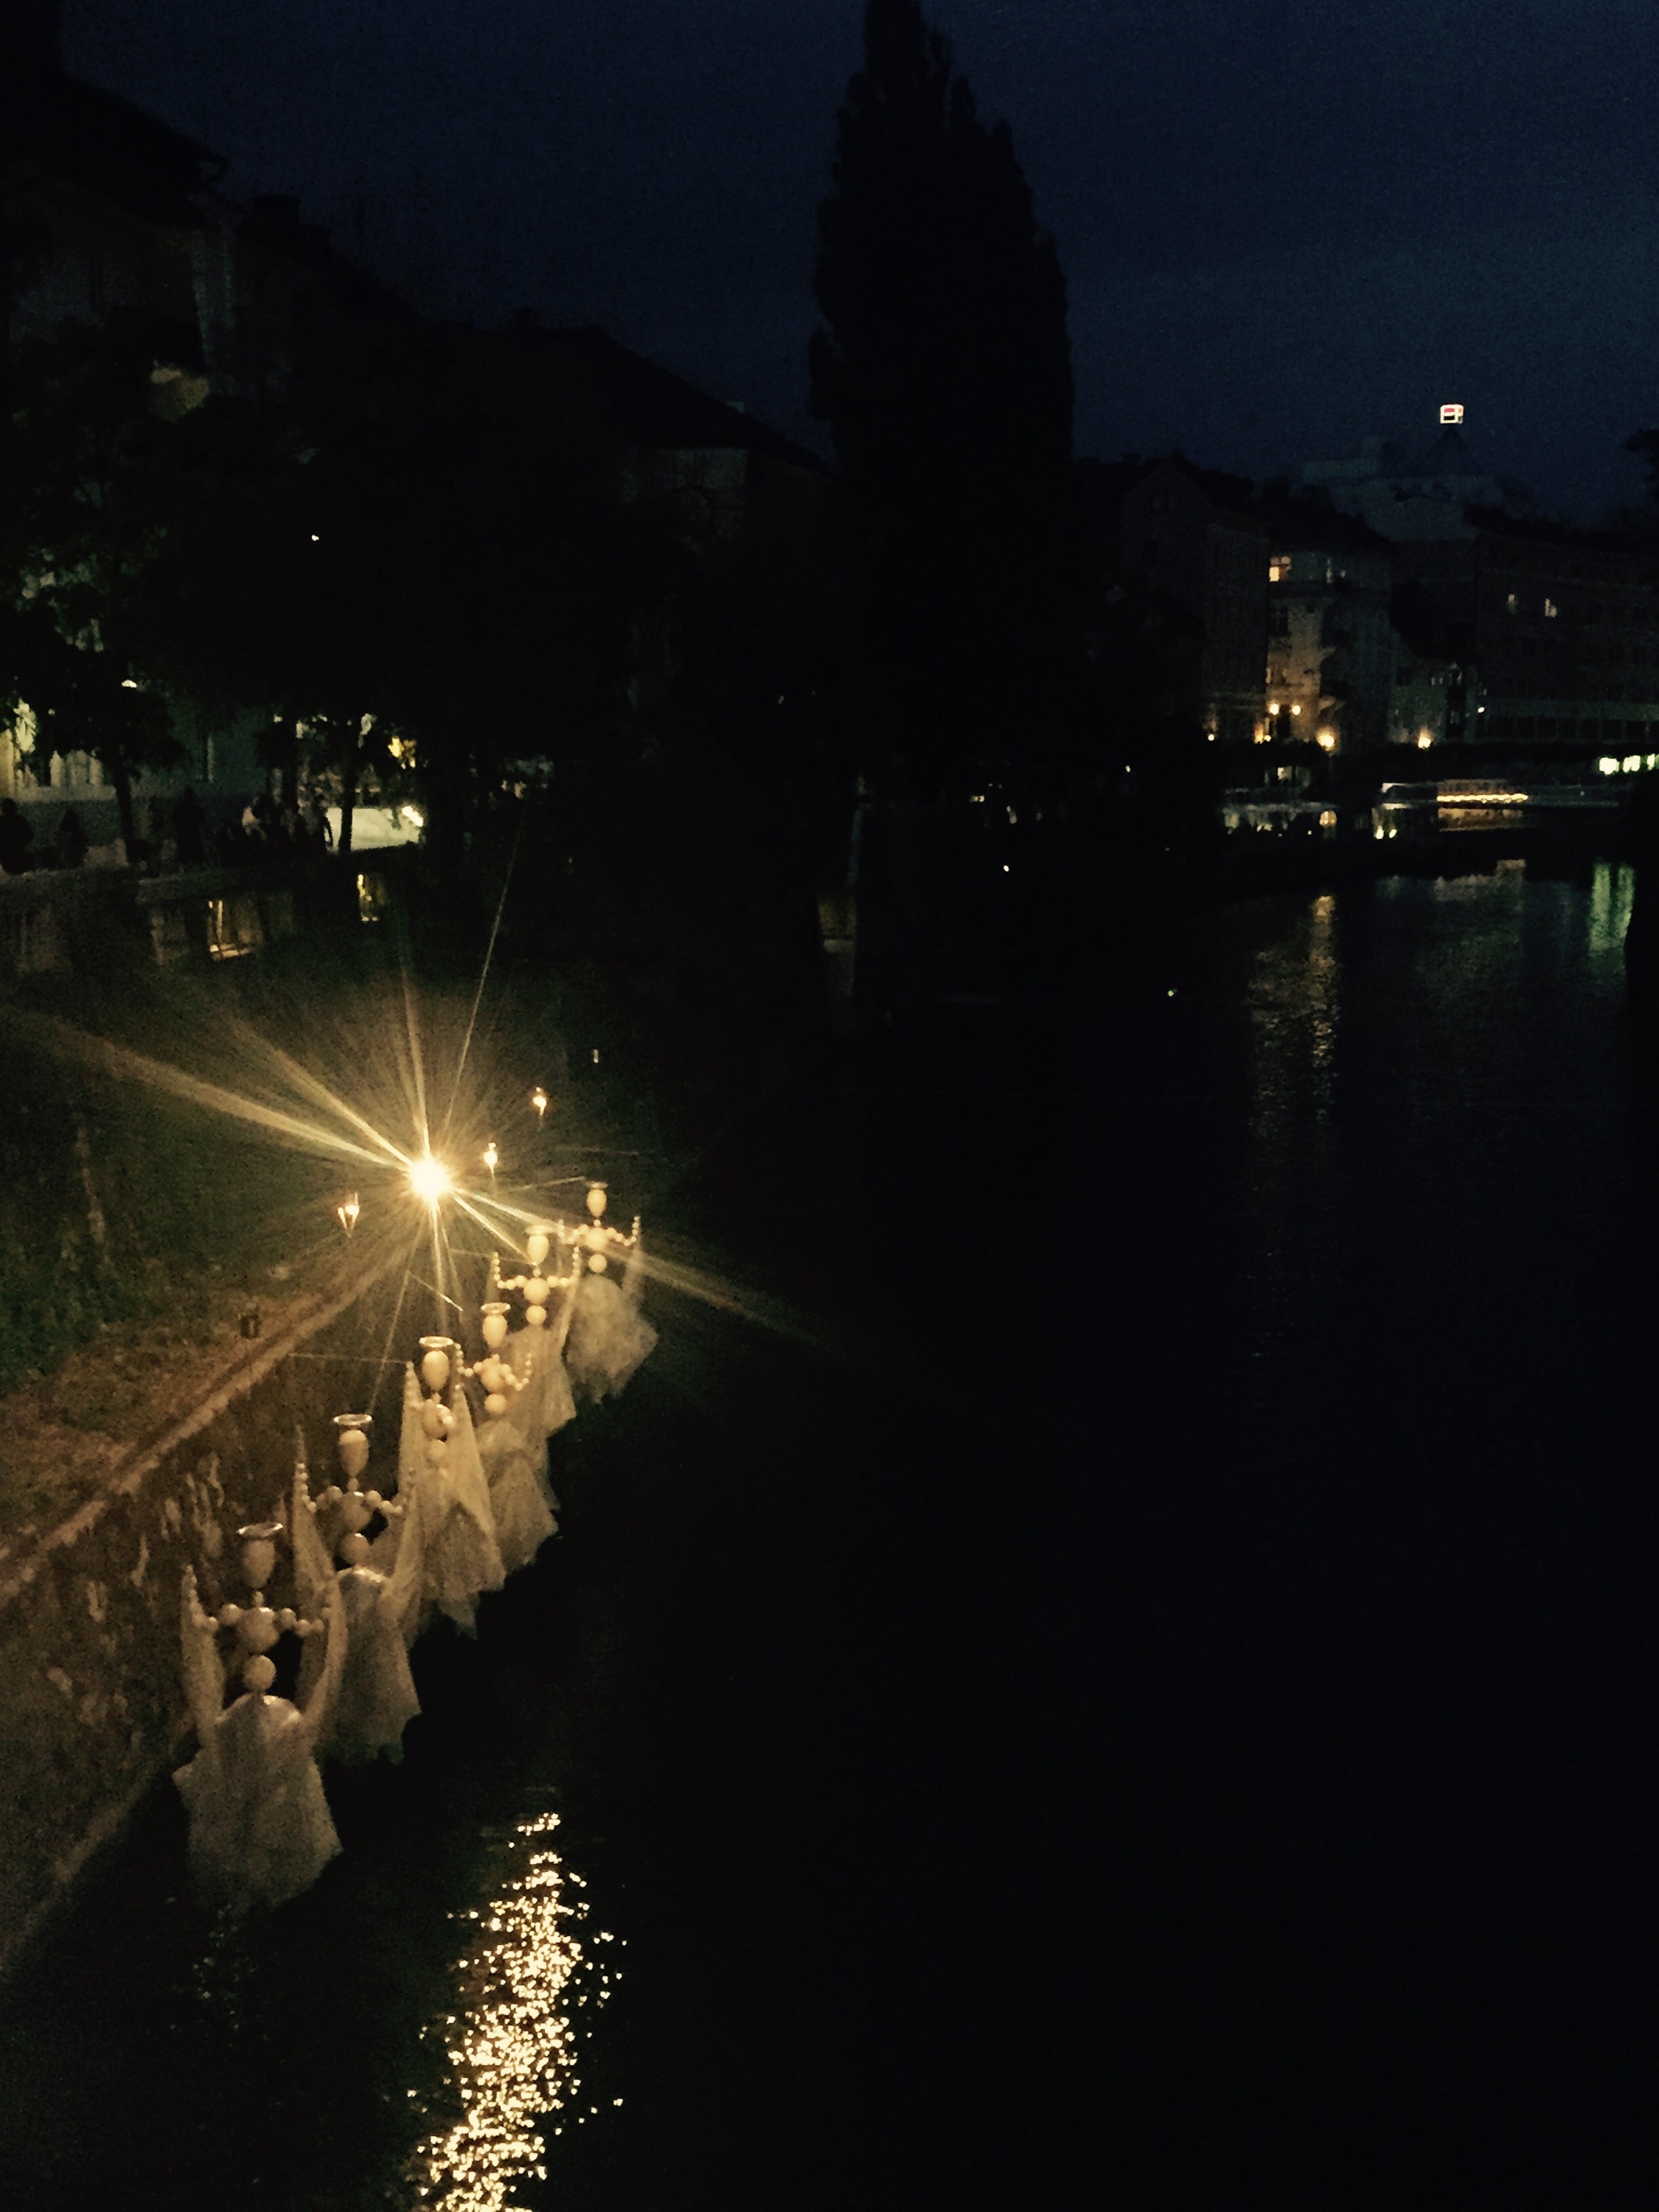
[
  {"left": 55, "top": 806, "right": 87, "bottom": 869},
  {"left": 170, "top": 785, "right": 206, "bottom": 868},
  {"left": 0, "top": 799, "right": 34, "bottom": 874}
]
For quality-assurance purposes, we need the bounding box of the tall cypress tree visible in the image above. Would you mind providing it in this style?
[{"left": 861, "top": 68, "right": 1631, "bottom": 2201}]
[{"left": 810, "top": 0, "right": 1082, "bottom": 795}]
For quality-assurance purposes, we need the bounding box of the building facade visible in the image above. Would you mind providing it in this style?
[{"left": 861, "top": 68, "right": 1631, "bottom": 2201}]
[
  {"left": 1117, "top": 459, "right": 1268, "bottom": 744},
  {"left": 1262, "top": 504, "right": 1397, "bottom": 754},
  {"left": 1402, "top": 524, "right": 1659, "bottom": 757}
]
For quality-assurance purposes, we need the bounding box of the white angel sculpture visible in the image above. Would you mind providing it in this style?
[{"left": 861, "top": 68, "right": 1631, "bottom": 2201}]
[
  {"left": 174, "top": 1505, "right": 347, "bottom": 1915},
  {"left": 296, "top": 1453, "right": 421, "bottom": 1767},
  {"left": 386, "top": 1357, "right": 505, "bottom": 1641},
  {"left": 476, "top": 1307, "right": 575, "bottom": 1574},
  {"left": 565, "top": 1217, "right": 658, "bottom": 1403}
]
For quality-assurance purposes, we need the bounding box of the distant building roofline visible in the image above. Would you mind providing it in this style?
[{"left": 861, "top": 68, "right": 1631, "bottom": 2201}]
[{"left": 506, "top": 319, "right": 826, "bottom": 470}]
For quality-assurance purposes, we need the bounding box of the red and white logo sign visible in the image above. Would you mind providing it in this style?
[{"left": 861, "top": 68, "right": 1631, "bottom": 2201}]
[{"left": 1440, "top": 403, "right": 1464, "bottom": 424}]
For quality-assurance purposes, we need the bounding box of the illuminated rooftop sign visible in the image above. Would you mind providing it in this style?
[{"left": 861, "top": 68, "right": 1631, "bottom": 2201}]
[{"left": 1440, "top": 403, "right": 1464, "bottom": 424}]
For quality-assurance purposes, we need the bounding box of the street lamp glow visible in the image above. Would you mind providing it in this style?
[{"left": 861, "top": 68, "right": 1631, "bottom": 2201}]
[
  {"left": 409, "top": 1155, "right": 453, "bottom": 1207},
  {"left": 483, "top": 1141, "right": 499, "bottom": 1177},
  {"left": 530, "top": 1087, "right": 549, "bottom": 1121}
]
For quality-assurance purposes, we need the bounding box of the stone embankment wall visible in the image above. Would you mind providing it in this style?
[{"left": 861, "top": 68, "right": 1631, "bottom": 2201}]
[{"left": 0, "top": 1265, "right": 396, "bottom": 1978}]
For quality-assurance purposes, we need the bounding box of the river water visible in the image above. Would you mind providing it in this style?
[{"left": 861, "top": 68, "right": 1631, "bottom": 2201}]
[{"left": 0, "top": 861, "right": 1652, "bottom": 2205}]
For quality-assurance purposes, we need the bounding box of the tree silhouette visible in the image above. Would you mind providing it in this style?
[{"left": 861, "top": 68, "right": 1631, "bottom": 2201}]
[
  {"left": 810, "top": 0, "right": 1082, "bottom": 796},
  {"left": 0, "top": 315, "right": 192, "bottom": 849}
]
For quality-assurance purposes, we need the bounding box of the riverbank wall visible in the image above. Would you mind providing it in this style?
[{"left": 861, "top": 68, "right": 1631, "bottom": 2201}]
[{"left": 0, "top": 1265, "right": 396, "bottom": 1980}]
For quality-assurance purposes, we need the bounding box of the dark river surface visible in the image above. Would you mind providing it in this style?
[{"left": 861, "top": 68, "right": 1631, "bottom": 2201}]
[{"left": 1, "top": 862, "right": 1654, "bottom": 2206}]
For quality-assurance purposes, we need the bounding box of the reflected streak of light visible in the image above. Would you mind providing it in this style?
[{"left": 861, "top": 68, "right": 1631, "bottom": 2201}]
[
  {"left": 3, "top": 1012, "right": 398, "bottom": 1172},
  {"left": 404, "top": 964, "right": 432, "bottom": 1153},
  {"left": 640, "top": 1251, "right": 828, "bottom": 1350},
  {"left": 446, "top": 829, "right": 519, "bottom": 1136},
  {"left": 241, "top": 1029, "right": 420, "bottom": 1169},
  {"left": 409, "top": 1813, "right": 608, "bottom": 2211}
]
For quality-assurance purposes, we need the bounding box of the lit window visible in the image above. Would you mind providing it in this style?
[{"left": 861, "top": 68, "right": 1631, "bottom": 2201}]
[
  {"left": 1544, "top": 598, "right": 1559, "bottom": 618},
  {"left": 1506, "top": 594, "right": 1518, "bottom": 613}
]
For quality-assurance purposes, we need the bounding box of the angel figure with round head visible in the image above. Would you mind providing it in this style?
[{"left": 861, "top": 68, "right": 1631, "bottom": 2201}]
[
  {"left": 296, "top": 1447, "right": 421, "bottom": 1765},
  {"left": 173, "top": 1486, "right": 347, "bottom": 1914},
  {"left": 563, "top": 1186, "right": 658, "bottom": 1402},
  {"left": 385, "top": 1357, "right": 505, "bottom": 1641}
]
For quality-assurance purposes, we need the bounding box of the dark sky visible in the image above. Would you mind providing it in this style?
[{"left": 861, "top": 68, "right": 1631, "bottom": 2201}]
[{"left": 63, "top": 1, "right": 1659, "bottom": 518}]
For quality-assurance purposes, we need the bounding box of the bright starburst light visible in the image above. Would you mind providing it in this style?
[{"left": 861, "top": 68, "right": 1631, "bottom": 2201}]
[{"left": 409, "top": 1154, "right": 453, "bottom": 1207}]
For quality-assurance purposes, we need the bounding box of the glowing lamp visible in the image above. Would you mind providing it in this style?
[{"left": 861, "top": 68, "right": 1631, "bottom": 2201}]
[
  {"left": 409, "top": 1155, "right": 452, "bottom": 1208},
  {"left": 481, "top": 1301, "right": 510, "bottom": 1350},
  {"left": 335, "top": 1193, "right": 361, "bottom": 1237},
  {"left": 483, "top": 1141, "right": 499, "bottom": 1178},
  {"left": 586, "top": 1183, "right": 608, "bottom": 1219},
  {"left": 530, "top": 1087, "right": 549, "bottom": 1121},
  {"left": 526, "top": 1227, "right": 551, "bottom": 1267},
  {"left": 419, "top": 1336, "right": 453, "bottom": 1391}
]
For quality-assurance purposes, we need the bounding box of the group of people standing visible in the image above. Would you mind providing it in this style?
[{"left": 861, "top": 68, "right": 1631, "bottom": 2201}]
[
  {"left": 0, "top": 799, "right": 88, "bottom": 874},
  {"left": 0, "top": 785, "right": 335, "bottom": 879}
]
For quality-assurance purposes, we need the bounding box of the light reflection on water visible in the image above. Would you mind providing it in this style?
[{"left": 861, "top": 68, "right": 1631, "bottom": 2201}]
[
  {"left": 407, "top": 1812, "right": 619, "bottom": 2210},
  {"left": 1587, "top": 855, "right": 1635, "bottom": 956},
  {"left": 1226, "top": 860, "right": 1640, "bottom": 1397}
]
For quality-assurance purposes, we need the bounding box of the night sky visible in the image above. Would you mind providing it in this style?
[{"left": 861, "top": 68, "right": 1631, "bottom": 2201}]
[{"left": 63, "top": 1, "right": 1659, "bottom": 520}]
